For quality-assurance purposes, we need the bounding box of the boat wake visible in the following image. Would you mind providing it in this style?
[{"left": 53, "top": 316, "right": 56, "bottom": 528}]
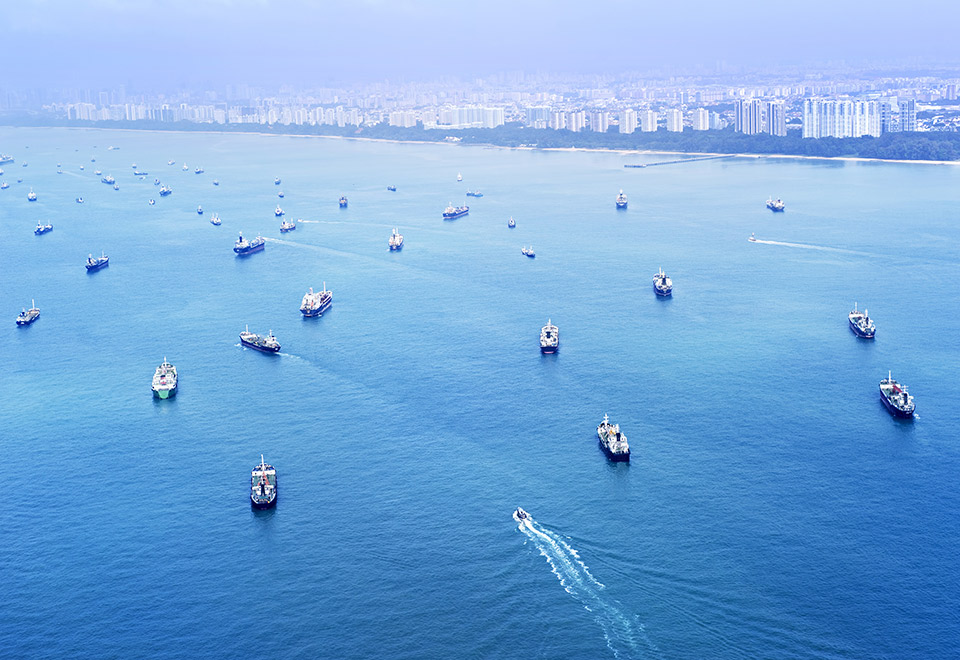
[
  {"left": 518, "top": 515, "right": 660, "bottom": 659},
  {"left": 749, "top": 238, "right": 876, "bottom": 257}
]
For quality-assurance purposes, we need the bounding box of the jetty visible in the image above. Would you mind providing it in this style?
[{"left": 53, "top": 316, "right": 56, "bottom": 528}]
[{"left": 624, "top": 154, "right": 738, "bottom": 168}]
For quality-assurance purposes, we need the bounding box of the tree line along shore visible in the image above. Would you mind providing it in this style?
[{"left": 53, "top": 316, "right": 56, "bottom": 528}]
[{"left": 4, "top": 116, "right": 960, "bottom": 162}]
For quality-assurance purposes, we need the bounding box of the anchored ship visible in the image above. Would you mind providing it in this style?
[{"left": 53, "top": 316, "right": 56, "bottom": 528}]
[
  {"left": 234, "top": 233, "right": 265, "bottom": 255},
  {"left": 653, "top": 268, "right": 673, "bottom": 296},
  {"left": 339, "top": 196, "right": 348, "bottom": 208},
  {"left": 34, "top": 222, "right": 53, "bottom": 235},
  {"left": 508, "top": 217, "right": 516, "bottom": 228},
  {"left": 597, "top": 414, "right": 630, "bottom": 461},
  {"left": 159, "top": 185, "right": 172, "bottom": 196},
  {"left": 101, "top": 175, "right": 115, "bottom": 184},
  {"left": 388, "top": 228, "right": 404, "bottom": 250},
  {"left": 521, "top": 246, "right": 535, "bottom": 258},
  {"left": 151, "top": 358, "right": 178, "bottom": 399},
  {"left": 848, "top": 303, "right": 876, "bottom": 338},
  {"left": 240, "top": 326, "right": 281, "bottom": 353},
  {"left": 250, "top": 455, "right": 277, "bottom": 509},
  {"left": 879, "top": 371, "right": 915, "bottom": 418},
  {"left": 540, "top": 319, "right": 559, "bottom": 354},
  {"left": 300, "top": 283, "right": 332, "bottom": 317},
  {"left": 85, "top": 252, "right": 109, "bottom": 271},
  {"left": 442, "top": 204, "right": 469, "bottom": 220},
  {"left": 210, "top": 213, "right": 222, "bottom": 226},
  {"left": 466, "top": 190, "right": 483, "bottom": 198},
  {"left": 616, "top": 189, "right": 628, "bottom": 209},
  {"left": 197, "top": 205, "right": 203, "bottom": 215},
  {"left": 16, "top": 300, "right": 40, "bottom": 326},
  {"left": 387, "top": 185, "right": 397, "bottom": 192},
  {"left": 766, "top": 197, "right": 785, "bottom": 212},
  {"left": 280, "top": 219, "right": 296, "bottom": 232},
  {"left": 27, "top": 188, "right": 37, "bottom": 201},
  {"left": 275, "top": 205, "right": 284, "bottom": 217}
]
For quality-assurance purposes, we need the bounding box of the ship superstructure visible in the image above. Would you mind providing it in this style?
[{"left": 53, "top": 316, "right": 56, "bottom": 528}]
[
  {"left": 300, "top": 283, "right": 332, "bottom": 317},
  {"left": 597, "top": 414, "right": 630, "bottom": 461}
]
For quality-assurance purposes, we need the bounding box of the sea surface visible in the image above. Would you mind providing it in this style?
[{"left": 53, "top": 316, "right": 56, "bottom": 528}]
[{"left": 2, "top": 127, "right": 959, "bottom": 659}]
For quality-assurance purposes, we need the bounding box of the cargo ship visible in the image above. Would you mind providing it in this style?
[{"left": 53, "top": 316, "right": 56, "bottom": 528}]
[
  {"left": 101, "top": 175, "right": 115, "bottom": 185},
  {"left": 280, "top": 219, "right": 296, "bottom": 232},
  {"left": 151, "top": 358, "right": 178, "bottom": 399},
  {"left": 466, "top": 190, "right": 483, "bottom": 197},
  {"left": 210, "top": 213, "right": 221, "bottom": 226},
  {"left": 848, "top": 303, "right": 876, "bottom": 338},
  {"left": 443, "top": 204, "right": 469, "bottom": 220},
  {"left": 240, "top": 326, "right": 280, "bottom": 353},
  {"left": 234, "top": 233, "right": 265, "bottom": 255},
  {"left": 300, "top": 283, "right": 332, "bottom": 317},
  {"left": 0, "top": 154, "right": 13, "bottom": 165},
  {"left": 597, "top": 414, "right": 630, "bottom": 461},
  {"left": 159, "top": 185, "right": 172, "bottom": 196},
  {"left": 85, "top": 252, "right": 109, "bottom": 271},
  {"left": 616, "top": 190, "right": 627, "bottom": 209},
  {"left": 250, "top": 455, "right": 277, "bottom": 509},
  {"left": 275, "top": 205, "right": 284, "bottom": 217},
  {"left": 34, "top": 222, "right": 53, "bottom": 235},
  {"left": 653, "top": 268, "right": 673, "bottom": 296},
  {"left": 766, "top": 197, "right": 785, "bottom": 212},
  {"left": 539, "top": 319, "right": 559, "bottom": 354},
  {"left": 339, "top": 196, "right": 348, "bottom": 208},
  {"left": 521, "top": 246, "right": 535, "bottom": 258},
  {"left": 879, "top": 372, "right": 915, "bottom": 418},
  {"left": 388, "top": 228, "right": 403, "bottom": 250},
  {"left": 27, "top": 188, "right": 37, "bottom": 201},
  {"left": 16, "top": 300, "right": 40, "bottom": 326}
]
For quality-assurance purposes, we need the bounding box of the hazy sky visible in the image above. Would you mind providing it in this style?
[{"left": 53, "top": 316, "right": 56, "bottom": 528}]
[{"left": 3, "top": 0, "right": 959, "bottom": 88}]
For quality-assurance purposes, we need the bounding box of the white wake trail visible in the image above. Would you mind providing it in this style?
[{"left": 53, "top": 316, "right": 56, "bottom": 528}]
[{"left": 750, "top": 239, "right": 876, "bottom": 257}]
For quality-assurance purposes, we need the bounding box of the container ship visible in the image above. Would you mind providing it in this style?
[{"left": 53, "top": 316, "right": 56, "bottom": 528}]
[
  {"left": 597, "top": 414, "right": 630, "bottom": 461},
  {"left": 388, "top": 228, "right": 404, "bottom": 250},
  {"left": 250, "top": 456, "right": 277, "bottom": 509},
  {"left": 442, "top": 204, "right": 469, "bottom": 220},
  {"left": 653, "top": 268, "right": 673, "bottom": 296},
  {"left": 240, "top": 326, "right": 281, "bottom": 353},
  {"left": 879, "top": 372, "right": 915, "bottom": 418},
  {"left": 16, "top": 300, "right": 40, "bottom": 326},
  {"left": 86, "top": 252, "right": 109, "bottom": 271},
  {"left": 234, "top": 233, "right": 265, "bottom": 255},
  {"left": 848, "top": 303, "right": 876, "bottom": 338},
  {"left": 300, "top": 283, "right": 332, "bottom": 317},
  {"left": 539, "top": 319, "right": 559, "bottom": 354},
  {"left": 151, "top": 358, "right": 178, "bottom": 399}
]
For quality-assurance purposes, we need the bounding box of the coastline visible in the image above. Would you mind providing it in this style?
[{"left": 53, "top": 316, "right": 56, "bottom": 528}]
[{"left": 10, "top": 124, "right": 960, "bottom": 166}]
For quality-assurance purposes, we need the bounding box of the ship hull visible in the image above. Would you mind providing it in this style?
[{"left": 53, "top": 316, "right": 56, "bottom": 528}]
[
  {"left": 598, "top": 440, "right": 630, "bottom": 462},
  {"left": 442, "top": 211, "right": 468, "bottom": 220},
  {"left": 616, "top": 203, "right": 627, "bottom": 209},
  {"left": 16, "top": 315, "right": 39, "bottom": 326},
  {"left": 250, "top": 494, "right": 277, "bottom": 509},
  {"left": 234, "top": 244, "right": 265, "bottom": 256},
  {"left": 654, "top": 286, "right": 672, "bottom": 297},
  {"left": 540, "top": 346, "right": 558, "bottom": 354},
  {"left": 153, "top": 386, "right": 177, "bottom": 399},
  {"left": 241, "top": 338, "right": 280, "bottom": 353},
  {"left": 301, "top": 298, "right": 332, "bottom": 317},
  {"left": 389, "top": 243, "right": 403, "bottom": 251},
  {"left": 849, "top": 320, "right": 875, "bottom": 338},
  {"left": 880, "top": 393, "right": 914, "bottom": 418},
  {"left": 86, "top": 261, "right": 109, "bottom": 272}
]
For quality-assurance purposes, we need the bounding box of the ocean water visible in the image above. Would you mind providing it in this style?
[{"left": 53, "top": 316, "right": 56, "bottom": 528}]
[{"left": 2, "top": 127, "right": 959, "bottom": 659}]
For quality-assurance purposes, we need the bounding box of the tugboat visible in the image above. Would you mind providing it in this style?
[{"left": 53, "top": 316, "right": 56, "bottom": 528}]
[
  {"left": 442, "top": 204, "right": 469, "bottom": 220},
  {"left": 597, "top": 414, "right": 631, "bottom": 461},
  {"left": 27, "top": 188, "right": 37, "bottom": 201},
  {"left": 616, "top": 189, "right": 628, "bottom": 209},
  {"left": 280, "top": 219, "right": 296, "bottom": 232},
  {"left": 766, "top": 196, "right": 785, "bottom": 212},
  {"left": 513, "top": 507, "right": 530, "bottom": 523},
  {"left": 339, "top": 196, "right": 348, "bottom": 208},
  {"left": 274, "top": 205, "right": 284, "bottom": 217},
  {"left": 539, "top": 319, "right": 559, "bottom": 354},
  {"left": 151, "top": 358, "right": 178, "bottom": 399},
  {"left": 300, "top": 283, "right": 333, "bottom": 317},
  {"left": 197, "top": 205, "right": 203, "bottom": 215},
  {"left": 240, "top": 326, "right": 281, "bottom": 353},
  {"left": 653, "top": 268, "right": 673, "bottom": 296},
  {"left": 274, "top": 177, "right": 281, "bottom": 185},
  {"left": 521, "top": 246, "right": 535, "bottom": 258},
  {"left": 848, "top": 303, "right": 876, "bottom": 339},
  {"left": 159, "top": 185, "right": 172, "bottom": 196},
  {"left": 34, "top": 222, "right": 53, "bottom": 235},
  {"left": 234, "top": 233, "right": 265, "bottom": 256},
  {"left": 250, "top": 455, "right": 277, "bottom": 509},
  {"left": 466, "top": 190, "right": 483, "bottom": 198},
  {"left": 508, "top": 217, "right": 516, "bottom": 228},
  {"left": 879, "top": 371, "right": 915, "bottom": 418},
  {"left": 210, "top": 213, "right": 222, "bottom": 226},
  {"left": 16, "top": 300, "right": 40, "bottom": 326},
  {"left": 388, "top": 228, "right": 404, "bottom": 251},
  {"left": 748, "top": 233, "right": 757, "bottom": 242},
  {"left": 85, "top": 252, "right": 109, "bottom": 271},
  {"left": 387, "top": 185, "right": 397, "bottom": 192}
]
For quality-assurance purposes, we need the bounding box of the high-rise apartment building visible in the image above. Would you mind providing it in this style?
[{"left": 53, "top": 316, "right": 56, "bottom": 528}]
[
  {"left": 735, "top": 99, "right": 763, "bottom": 135},
  {"left": 692, "top": 108, "right": 709, "bottom": 131},
  {"left": 665, "top": 109, "right": 683, "bottom": 132},
  {"left": 765, "top": 101, "right": 786, "bottom": 136},
  {"left": 639, "top": 110, "right": 657, "bottom": 132},
  {"left": 619, "top": 109, "right": 637, "bottom": 134},
  {"left": 590, "top": 111, "right": 609, "bottom": 133}
]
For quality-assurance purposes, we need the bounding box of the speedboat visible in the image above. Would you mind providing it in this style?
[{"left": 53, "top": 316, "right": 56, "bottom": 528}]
[
  {"left": 197, "top": 205, "right": 203, "bottom": 215},
  {"left": 508, "top": 217, "right": 516, "bottom": 228},
  {"left": 513, "top": 507, "right": 529, "bottom": 522},
  {"left": 149, "top": 199, "right": 155, "bottom": 205},
  {"left": 748, "top": 233, "right": 757, "bottom": 242},
  {"left": 274, "top": 177, "right": 281, "bottom": 185},
  {"left": 278, "top": 191, "right": 284, "bottom": 198},
  {"left": 76, "top": 197, "right": 84, "bottom": 203}
]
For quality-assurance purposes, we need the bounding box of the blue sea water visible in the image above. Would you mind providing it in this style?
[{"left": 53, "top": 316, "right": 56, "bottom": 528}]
[{"left": 2, "top": 127, "right": 959, "bottom": 659}]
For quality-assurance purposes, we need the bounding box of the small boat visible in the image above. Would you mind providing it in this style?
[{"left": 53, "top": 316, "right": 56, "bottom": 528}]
[
  {"left": 210, "top": 213, "right": 222, "bottom": 226},
  {"left": 653, "top": 268, "right": 673, "bottom": 296},
  {"left": 748, "top": 233, "right": 757, "bottom": 242},
  {"left": 0, "top": 182, "right": 8, "bottom": 190},
  {"left": 34, "top": 222, "right": 53, "bottom": 235},
  {"left": 275, "top": 205, "right": 284, "bottom": 217},
  {"left": 197, "top": 205, "right": 203, "bottom": 215},
  {"left": 616, "top": 189, "right": 628, "bottom": 209},
  {"left": 766, "top": 196, "right": 785, "bottom": 212},
  {"left": 168, "top": 160, "right": 175, "bottom": 166},
  {"left": 387, "top": 185, "right": 397, "bottom": 192},
  {"left": 278, "top": 191, "right": 284, "bottom": 198},
  {"left": 522, "top": 246, "right": 535, "bottom": 258},
  {"left": 79, "top": 165, "right": 84, "bottom": 170},
  {"left": 95, "top": 170, "right": 102, "bottom": 176},
  {"left": 182, "top": 163, "right": 188, "bottom": 171},
  {"left": 508, "top": 217, "right": 516, "bottom": 228},
  {"left": 194, "top": 166, "right": 204, "bottom": 174},
  {"left": 76, "top": 197, "right": 84, "bottom": 203},
  {"left": 16, "top": 300, "right": 40, "bottom": 326},
  {"left": 148, "top": 199, "right": 155, "bottom": 206},
  {"left": 250, "top": 455, "right": 277, "bottom": 509},
  {"left": 27, "top": 188, "right": 37, "bottom": 201},
  {"left": 457, "top": 172, "right": 462, "bottom": 182},
  {"left": 213, "top": 180, "right": 219, "bottom": 186},
  {"left": 159, "top": 185, "right": 172, "bottom": 196},
  {"left": 101, "top": 175, "right": 115, "bottom": 184},
  {"left": 113, "top": 184, "right": 120, "bottom": 190},
  {"left": 131, "top": 164, "right": 138, "bottom": 169},
  {"left": 154, "top": 178, "right": 161, "bottom": 185},
  {"left": 466, "top": 190, "right": 483, "bottom": 197},
  {"left": 513, "top": 507, "right": 529, "bottom": 522},
  {"left": 280, "top": 219, "right": 296, "bottom": 232},
  {"left": 388, "top": 228, "right": 404, "bottom": 251},
  {"left": 85, "top": 251, "right": 109, "bottom": 271},
  {"left": 339, "top": 196, "right": 348, "bottom": 208},
  {"left": 274, "top": 177, "right": 281, "bottom": 185}
]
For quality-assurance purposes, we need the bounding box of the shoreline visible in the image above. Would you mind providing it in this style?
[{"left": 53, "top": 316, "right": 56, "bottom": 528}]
[{"left": 6, "top": 124, "right": 960, "bottom": 166}]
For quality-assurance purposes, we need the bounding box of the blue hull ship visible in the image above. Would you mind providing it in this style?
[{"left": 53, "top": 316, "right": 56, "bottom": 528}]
[
  {"left": 443, "top": 205, "right": 469, "bottom": 220},
  {"left": 234, "top": 233, "right": 265, "bottom": 256},
  {"left": 86, "top": 253, "right": 109, "bottom": 271}
]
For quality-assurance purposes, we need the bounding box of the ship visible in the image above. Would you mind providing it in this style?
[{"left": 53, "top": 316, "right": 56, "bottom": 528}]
[
  {"left": 300, "top": 283, "right": 333, "bottom": 317},
  {"left": 879, "top": 371, "right": 915, "bottom": 418},
  {"left": 148, "top": 199, "right": 155, "bottom": 206},
  {"left": 197, "top": 205, "right": 203, "bottom": 215},
  {"left": 27, "top": 188, "right": 37, "bottom": 201},
  {"left": 16, "top": 300, "right": 40, "bottom": 326},
  {"left": 388, "top": 228, "right": 404, "bottom": 250},
  {"left": 442, "top": 204, "right": 469, "bottom": 219},
  {"left": 540, "top": 319, "right": 559, "bottom": 354},
  {"left": 159, "top": 185, "right": 173, "bottom": 196},
  {"left": 521, "top": 246, "right": 535, "bottom": 258},
  {"left": 86, "top": 252, "right": 109, "bottom": 271},
  {"left": 848, "top": 303, "right": 876, "bottom": 339},
  {"left": 77, "top": 197, "right": 84, "bottom": 203},
  {"left": 616, "top": 189, "right": 628, "bottom": 209},
  {"left": 195, "top": 166, "right": 204, "bottom": 174},
  {"left": 182, "top": 163, "right": 189, "bottom": 171},
  {"left": 210, "top": 213, "right": 221, "bottom": 226},
  {"left": 513, "top": 507, "right": 530, "bottom": 523},
  {"left": 240, "top": 326, "right": 281, "bottom": 353},
  {"left": 113, "top": 184, "right": 120, "bottom": 191},
  {"left": 278, "top": 191, "right": 284, "bottom": 198},
  {"left": 0, "top": 182, "right": 7, "bottom": 190},
  {"left": 133, "top": 170, "right": 148, "bottom": 176},
  {"left": 168, "top": 160, "right": 176, "bottom": 166},
  {"left": 457, "top": 172, "right": 462, "bottom": 182},
  {"left": 151, "top": 358, "right": 178, "bottom": 399},
  {"left": 275, "top": 205, "right": 284, "bottom": 216},
  {"left": 0, "top": 154, "right": 13, "bottom": 164},
  {"left": 274, "top": 177, "right": 281, "bottom": 185},
  {"left": 280, "top": 219, "right": 296, "bottom": 232},
  {"left": 748, "top": 233, "right": 757, "bottom": 242},
  {"left": 466, "top": 190, "right": 483, "bottom": 198},
  {"left": 766, "top": 197, "right": 785, "bottom": 212},
  {"left": 250, "top": 455, "right": 277, "bottom": 509},
  {"left": 339, "top": 196, "right": 348, "bottom": 208},
  {"left": 95, "top": 170, "right": 102, "bottom": 176},
  {"left": 213, "top": 180, "right": 219, "bottom": 186},
  {"left": 101, "top": 175, "right": 115, "bottom": 184},
  {"left": 508, "top": 217, "right": 516, "bottom": 228},
  {"left": 154, "top": 178, "right": 160, "bottom": 185},
  {"left": 234, "top": 233, "right": 265, "bottom": 256},
  {"left": 597, "top": 414, "right": 630, "bottom": 461},
  {"left": 34, "top": 222, "right": 53, "bottom": 235},
  {"left": 387, "top": 185, "right": 397, "bottom": 192},
  {"left": 653, "top": 268, "right": 673, "bottom": 296}
]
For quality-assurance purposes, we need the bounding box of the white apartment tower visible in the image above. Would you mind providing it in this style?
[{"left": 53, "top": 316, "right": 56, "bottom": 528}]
[
  {"left": 665, "top": 109, "right": 683, "bottom": 132},
  {"left": 619, "top": 109, "right": 637, "bottom": 134},
  {"left": 639, "top": 110, "right": 658, "bottom": 132},
  {"left": 692, "top": 108, "right": 710, "bottom": 131}
]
